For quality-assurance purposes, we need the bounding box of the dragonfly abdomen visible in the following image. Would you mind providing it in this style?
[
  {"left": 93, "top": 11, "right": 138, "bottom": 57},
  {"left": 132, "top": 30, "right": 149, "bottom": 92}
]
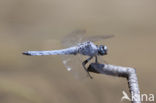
[{"left": 23, "top": 47, "right": 78, "bottom": 56}]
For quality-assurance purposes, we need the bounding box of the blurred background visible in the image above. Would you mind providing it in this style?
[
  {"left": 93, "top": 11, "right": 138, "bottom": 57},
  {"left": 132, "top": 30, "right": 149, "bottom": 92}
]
[{"left": 0, "top": 0, "right": 156, "bottom": 103}]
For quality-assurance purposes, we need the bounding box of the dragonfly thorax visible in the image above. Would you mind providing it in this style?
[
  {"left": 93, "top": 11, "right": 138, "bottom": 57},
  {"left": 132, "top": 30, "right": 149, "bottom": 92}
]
[{"left": 98, "top": 45, "right": 107, "bottom": 55}]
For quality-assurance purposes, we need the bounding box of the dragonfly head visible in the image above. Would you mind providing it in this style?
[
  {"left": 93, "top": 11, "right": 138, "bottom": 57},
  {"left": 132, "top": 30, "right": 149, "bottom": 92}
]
[{"left": 98, "top": 45, "right": 107, "bottom": 55}]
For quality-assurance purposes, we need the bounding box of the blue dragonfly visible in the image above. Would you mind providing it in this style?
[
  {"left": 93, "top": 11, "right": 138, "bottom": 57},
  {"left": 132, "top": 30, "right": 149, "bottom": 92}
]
[{"left": 23, "top": 30, "right": 113, "bottom": 79}]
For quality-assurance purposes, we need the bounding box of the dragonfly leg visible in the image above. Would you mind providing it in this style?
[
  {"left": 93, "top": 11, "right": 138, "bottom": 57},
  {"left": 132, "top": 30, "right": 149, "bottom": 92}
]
[
  {"left": 82, "top": 56, "right": 93, "bottom": 79},
  {"left": 95, "top": 56, "right": 98, "bottom": 63},
  {"left": 95, "top": 56, "right": 108, "bottom": 64}
]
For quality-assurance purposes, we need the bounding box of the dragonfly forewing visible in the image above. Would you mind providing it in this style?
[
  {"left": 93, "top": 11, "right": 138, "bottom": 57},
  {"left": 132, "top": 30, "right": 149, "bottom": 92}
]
[
  {"left": 82, "top": 34, "right": 114, "bottom": 43},
  {"left": 61, "top": 29, "right": 86, "bottom": 48}
]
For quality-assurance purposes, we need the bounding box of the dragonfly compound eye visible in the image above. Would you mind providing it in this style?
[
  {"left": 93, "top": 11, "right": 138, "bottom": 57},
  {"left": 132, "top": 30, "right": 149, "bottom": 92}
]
[{"left": 98, "top": 45, "right": 107, "bottom": 55}]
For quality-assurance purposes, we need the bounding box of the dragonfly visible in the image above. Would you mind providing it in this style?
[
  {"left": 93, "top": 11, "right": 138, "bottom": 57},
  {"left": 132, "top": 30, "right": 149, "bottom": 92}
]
[{"left": 23, "top": 30, "right": 113, "bottom": 79}]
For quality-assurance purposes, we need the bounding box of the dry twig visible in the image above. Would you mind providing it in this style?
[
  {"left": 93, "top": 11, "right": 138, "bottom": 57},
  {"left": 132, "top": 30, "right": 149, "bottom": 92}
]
[{"left": 88, "top": 63, "right": 141, "bottom": 103}]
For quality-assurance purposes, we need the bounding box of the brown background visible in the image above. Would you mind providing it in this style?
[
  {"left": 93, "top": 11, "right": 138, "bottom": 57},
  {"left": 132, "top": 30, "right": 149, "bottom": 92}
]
[{"left": 0, "top": 0, "right": 156, "bottom": 103}]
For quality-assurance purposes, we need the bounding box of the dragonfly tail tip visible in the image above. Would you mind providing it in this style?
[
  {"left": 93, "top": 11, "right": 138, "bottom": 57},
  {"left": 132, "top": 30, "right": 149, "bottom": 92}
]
[{"left": 22, "top": 52, "right": 31, "bottom": 56}]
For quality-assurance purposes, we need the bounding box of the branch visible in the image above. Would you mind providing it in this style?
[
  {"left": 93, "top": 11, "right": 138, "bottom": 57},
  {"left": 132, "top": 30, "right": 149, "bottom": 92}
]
[{"left": 88, "top": 63, "right": 141, "bottom": 103}]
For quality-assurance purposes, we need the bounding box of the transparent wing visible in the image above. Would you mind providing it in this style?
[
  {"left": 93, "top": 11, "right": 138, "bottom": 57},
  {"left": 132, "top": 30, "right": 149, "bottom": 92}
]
[
  {"left": 82, "top": 34, "right": 114, "bottom": 43},
  {"left": 62, "top": 54, "right": 89, "bottom": 79},
  {"left": 61, "top": 30, "right": 114, "bottom": 47},
  {"left": 61, "top": 29, "right": 86, "bottom": 48},
  {"left": 61, "top": 30, "right": 89, "bottom": 79}
]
